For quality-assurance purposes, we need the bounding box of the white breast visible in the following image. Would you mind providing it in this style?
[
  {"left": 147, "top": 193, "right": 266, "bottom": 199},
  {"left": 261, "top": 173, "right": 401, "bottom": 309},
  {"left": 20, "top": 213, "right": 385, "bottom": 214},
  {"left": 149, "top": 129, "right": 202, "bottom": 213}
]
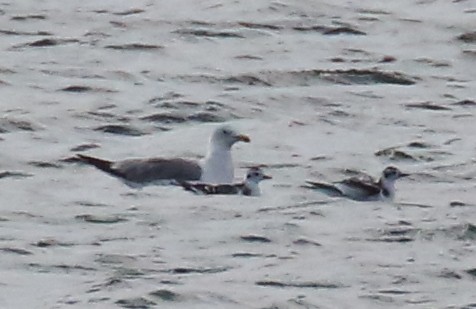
[{"left": 200, "top": 149, "right": 234, "bottom": 184}]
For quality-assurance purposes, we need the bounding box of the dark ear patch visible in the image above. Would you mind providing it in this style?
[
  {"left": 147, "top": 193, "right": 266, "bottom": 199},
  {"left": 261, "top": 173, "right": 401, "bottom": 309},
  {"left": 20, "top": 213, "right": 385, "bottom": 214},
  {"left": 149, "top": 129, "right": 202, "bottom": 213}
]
[
  {"left": 247, "top": 167, "right": 262, "bottom": 179},
  {"left": 384, "top": 167, "right": 398, "bottom": 178},
  {"left": 382, "top": 188, "right": 390, "bottom": 197}
]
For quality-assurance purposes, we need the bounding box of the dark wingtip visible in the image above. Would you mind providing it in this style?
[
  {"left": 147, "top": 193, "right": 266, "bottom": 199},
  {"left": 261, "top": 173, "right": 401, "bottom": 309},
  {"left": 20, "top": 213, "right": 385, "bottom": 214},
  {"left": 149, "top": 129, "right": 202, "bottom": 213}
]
[
  {"left": 75, "top": 154, "right": 115, "bottom": 174},
  {"left": 76, "top": 153, "right": 97, "bottom": 162}
]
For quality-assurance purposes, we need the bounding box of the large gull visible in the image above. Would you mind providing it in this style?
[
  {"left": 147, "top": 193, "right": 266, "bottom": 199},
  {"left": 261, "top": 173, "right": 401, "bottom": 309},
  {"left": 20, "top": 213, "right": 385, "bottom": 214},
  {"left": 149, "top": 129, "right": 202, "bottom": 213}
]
[
  {"left": 304, "top": 166, "right": 409, "bottom": 201},
  {"left": 77, "top": 124, "right": 250, "bottom": 187},
  {"left": 180, "top": 167, "right": 271, "bottom": 196}
]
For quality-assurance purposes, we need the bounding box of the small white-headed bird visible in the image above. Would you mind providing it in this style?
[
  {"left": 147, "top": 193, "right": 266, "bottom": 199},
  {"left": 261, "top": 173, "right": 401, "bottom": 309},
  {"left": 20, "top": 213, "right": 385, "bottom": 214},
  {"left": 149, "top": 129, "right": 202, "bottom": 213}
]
[
  {"left": 304, "top": 166, "right": 409, "bottom": 201},
  {"left": 180, "top": 167, "right": 271, "bottom": 196}
]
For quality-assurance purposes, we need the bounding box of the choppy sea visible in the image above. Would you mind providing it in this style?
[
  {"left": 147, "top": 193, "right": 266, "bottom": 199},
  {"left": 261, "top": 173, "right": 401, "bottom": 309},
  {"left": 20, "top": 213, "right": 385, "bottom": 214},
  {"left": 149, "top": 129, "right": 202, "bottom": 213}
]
[{"left": 0, "top": 0, "right": 475, "bottom": 308}]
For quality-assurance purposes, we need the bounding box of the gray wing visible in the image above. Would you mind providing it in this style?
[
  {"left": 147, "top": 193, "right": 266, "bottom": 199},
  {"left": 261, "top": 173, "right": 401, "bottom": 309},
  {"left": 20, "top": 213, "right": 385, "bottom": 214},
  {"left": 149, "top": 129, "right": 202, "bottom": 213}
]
[
  {"left": 181, "top": 182, "right": 243, "bottom": 195},
  {"left": 208, "top": 184, "right": 243, "bottom": 195},
  {"left": 335, "top": 177, "right": 381, "bottom": 201},
  {"left": 113, "top": 158, "right": 202, "bottom": 183}
]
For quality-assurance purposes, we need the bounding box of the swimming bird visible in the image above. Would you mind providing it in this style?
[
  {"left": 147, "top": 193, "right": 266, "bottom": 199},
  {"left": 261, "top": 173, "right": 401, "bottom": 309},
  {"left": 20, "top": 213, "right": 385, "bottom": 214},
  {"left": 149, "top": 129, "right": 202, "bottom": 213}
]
[
  {"left": 304, "top": 166, "right": 409, "bottom": 201},
  {"left": 180, "top": 167, "right": 271, "bottom": 196},
  {"left": 77, "top": 125, "right": 250, "bottom": 187}
]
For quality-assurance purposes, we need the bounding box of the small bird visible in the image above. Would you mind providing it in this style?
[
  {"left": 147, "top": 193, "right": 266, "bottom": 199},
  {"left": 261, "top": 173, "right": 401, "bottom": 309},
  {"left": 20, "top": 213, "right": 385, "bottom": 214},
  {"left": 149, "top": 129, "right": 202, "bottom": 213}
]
[
  {"left": 76, "top": 125, "right": 250, "bottom": 187},
  {"left": 180, "top": 167, "right": 272, "bottom": 196},
  {"left": 304, "top": 166, "right": 409, "bottom": 201}
]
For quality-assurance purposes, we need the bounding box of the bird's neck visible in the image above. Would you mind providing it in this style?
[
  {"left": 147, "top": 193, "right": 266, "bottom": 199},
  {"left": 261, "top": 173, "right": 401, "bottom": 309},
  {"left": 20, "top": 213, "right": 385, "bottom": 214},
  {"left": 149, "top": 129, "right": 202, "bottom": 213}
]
[
  {"left": 201, "top": 145, "right": 233, "bottom": 183},
  {"left": 207, "top": 140, "right": 229, "bottom": 154},
  {"left": 379, "top": 178, "right": 396, "bottom": 200},
  {"left": 205, "top": 143, "right": 232, "bottom": 162},
  {"left": 244, "top": 180, "right": 261, "bottom": 196}
]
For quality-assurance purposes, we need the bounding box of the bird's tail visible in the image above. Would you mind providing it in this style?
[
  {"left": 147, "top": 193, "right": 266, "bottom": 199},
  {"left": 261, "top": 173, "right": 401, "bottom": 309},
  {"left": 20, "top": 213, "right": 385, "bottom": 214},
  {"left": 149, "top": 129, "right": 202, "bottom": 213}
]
[
  {"left": 77, "top": 154, "right": 117, "bottom": 176},
  {"left": 179, "top": 181, "right": 194, "bottom": 191},
  {"left": 178, "top": 181, "right": 206, "bottom": 194},
  {"left": 302, "top": 181, "right": 343, "bottom": 197}
]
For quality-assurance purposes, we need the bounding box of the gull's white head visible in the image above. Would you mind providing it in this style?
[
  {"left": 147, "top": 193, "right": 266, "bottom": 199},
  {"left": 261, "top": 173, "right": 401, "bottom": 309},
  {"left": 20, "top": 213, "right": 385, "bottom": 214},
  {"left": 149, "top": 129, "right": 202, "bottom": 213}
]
[
  {"left": 201, "top": 124, "right": 251, "bottom": 184},
  {"left": 210, "top": 125, "right": 250, "bottom": 150}
]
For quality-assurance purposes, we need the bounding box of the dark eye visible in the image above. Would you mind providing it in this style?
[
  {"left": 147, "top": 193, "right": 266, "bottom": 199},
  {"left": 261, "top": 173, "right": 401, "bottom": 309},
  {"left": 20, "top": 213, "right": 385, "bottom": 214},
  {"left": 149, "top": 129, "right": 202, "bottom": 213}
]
[{"left": 222, "top": 129, "right": 230, "bottom": 135}]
